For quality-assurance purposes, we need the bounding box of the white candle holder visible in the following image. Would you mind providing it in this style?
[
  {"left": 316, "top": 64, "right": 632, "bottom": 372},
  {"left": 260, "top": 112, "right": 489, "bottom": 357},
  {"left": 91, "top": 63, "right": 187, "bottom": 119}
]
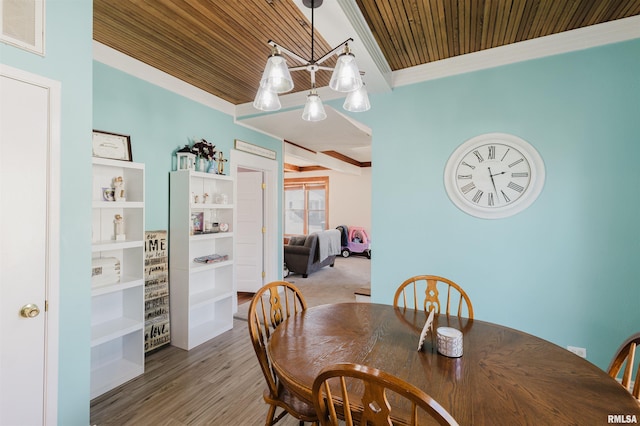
[{"left": 437, "top": 327, "right": 463, "bottom": 357}]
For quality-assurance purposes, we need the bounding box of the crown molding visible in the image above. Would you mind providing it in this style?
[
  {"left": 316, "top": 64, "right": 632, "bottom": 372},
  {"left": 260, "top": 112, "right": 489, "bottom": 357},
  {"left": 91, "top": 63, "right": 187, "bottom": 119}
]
[
  {"left": 93, "top": 41, "right": 235, "bottom": 116},
  {"left": 393, "top": 15, "right": 640, "bottom": 88},
  {"left": 337, "top": 0, "right": 392, "bottom": 88},
  {"left": 95, "top": 14, "right": 640, "bottom": 117}
]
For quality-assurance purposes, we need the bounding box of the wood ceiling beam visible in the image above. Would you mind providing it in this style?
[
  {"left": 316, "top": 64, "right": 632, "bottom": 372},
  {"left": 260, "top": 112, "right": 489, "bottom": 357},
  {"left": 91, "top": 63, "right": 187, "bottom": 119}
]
[
  {"left": 284, "top": 142, "right": 364, "bottom": 175},
  {"left": 322, "top": 151, "right": 371, "bottom": 168}
]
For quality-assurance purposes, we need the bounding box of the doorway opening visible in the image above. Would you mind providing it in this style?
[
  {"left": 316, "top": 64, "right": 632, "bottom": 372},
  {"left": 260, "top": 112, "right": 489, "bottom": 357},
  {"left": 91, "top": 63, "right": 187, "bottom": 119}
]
[{"left": 230, "top": 149, "right": 278, "bottom": 310}]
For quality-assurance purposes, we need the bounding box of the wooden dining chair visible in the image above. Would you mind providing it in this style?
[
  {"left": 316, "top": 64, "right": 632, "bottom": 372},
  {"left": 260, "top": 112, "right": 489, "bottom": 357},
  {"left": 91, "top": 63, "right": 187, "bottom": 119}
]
[
  {"left": 607, "top": 332, "right": 640, "bottom": 400},
  {"left": 312, "top": 363, "right": 459, "bottom": 426},
  {"left": 393, "top": 275, "right": 474, "bottom": 319},
  {"left": 248, "top": 281, "right": 318, "bottom": 426}
]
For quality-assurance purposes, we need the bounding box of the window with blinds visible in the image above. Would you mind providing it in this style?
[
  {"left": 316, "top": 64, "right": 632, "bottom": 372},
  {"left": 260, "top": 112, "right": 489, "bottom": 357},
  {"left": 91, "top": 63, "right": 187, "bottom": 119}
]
[{"left": 284, "top": 177, "right": 329, "bottom": 236}]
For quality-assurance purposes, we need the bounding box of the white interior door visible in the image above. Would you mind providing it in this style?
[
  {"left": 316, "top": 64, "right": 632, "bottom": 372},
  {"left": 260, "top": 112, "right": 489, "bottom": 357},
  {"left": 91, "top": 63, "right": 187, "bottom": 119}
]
[
  {"left": 236, "top": 170, "right": 264, "bottom": 292},
  {"left": 0, "top": 66, "right": 59, "bottom": 425}
]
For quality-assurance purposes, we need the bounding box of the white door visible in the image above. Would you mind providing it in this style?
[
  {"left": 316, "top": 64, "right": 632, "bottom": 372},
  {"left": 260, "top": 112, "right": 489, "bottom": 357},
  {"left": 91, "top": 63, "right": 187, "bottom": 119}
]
[
  {"left": 236, "top": 170, "right": 264, "bottom": 292},
  {"left": 0, "top": 67, "right": 60, "bottom": 425}
]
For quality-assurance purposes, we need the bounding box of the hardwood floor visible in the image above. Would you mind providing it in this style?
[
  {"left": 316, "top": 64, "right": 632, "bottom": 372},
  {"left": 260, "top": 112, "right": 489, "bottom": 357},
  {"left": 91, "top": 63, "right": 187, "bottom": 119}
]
[
  {"left": 90, "top": 318, "right": 302, "bottom": 425},
  {"left": 91, "top": 258, "right": 370, "bottom": 425},
  {"left": 236, "top": 291, "right": 254, "bottom": 305}
]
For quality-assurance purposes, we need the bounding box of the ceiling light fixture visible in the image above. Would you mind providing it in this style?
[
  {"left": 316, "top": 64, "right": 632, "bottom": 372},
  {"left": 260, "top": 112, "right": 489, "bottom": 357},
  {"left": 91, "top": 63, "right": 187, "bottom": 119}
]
[
  {"left": 301, "top": 89, "right": 327, "bottom": 122},
  {"left": 253, "top": 0, "right": 371, "bottom": 121},
  {"left": 343, "top": 81, "right": 370, "bottom": 112}
]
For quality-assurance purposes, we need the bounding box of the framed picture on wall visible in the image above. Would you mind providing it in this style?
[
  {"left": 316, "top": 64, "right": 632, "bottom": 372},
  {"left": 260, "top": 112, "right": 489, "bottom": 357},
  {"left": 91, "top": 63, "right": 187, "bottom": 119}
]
[{"left": 92, "top": 130, "right": 132, "bottom": 161}]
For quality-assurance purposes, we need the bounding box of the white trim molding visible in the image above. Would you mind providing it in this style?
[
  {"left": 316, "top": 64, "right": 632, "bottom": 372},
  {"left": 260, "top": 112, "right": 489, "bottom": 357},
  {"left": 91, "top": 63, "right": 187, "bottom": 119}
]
[
  {"left": 93, "top": 41, "right": 235, "bottom": 115},
  {"left": 95, "top": 15, "right": 640, "bottom": 116},
  {"left": 337, "top": 0, "right": 393, "bottom": 89},
  {"left": 230, "top": 149, "right": 280, "bottom": 294}
]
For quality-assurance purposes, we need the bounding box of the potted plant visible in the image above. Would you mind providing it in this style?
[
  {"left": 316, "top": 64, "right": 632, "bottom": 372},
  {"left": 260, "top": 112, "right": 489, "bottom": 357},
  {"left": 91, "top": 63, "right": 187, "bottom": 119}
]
[{"left": 191, "top": 138, "right": 216, "bottom": 172}]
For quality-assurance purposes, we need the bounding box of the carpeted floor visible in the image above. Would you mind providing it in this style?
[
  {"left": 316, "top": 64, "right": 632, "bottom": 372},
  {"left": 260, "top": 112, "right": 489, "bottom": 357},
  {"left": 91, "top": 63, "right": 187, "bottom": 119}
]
[{"left": 234, "top": 255, "right": 371, "bottom": 320}]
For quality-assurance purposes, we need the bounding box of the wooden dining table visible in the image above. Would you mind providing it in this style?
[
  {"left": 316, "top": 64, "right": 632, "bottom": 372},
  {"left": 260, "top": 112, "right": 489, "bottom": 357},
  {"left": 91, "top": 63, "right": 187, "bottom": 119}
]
[{"left": 267, "top": 303, "right": 640, "bottom": 425}]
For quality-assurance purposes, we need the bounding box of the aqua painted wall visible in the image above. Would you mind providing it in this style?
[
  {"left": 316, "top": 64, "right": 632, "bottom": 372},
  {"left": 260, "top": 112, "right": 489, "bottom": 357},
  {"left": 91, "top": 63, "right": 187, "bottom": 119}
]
[
  {"left": 0, "top": 1, "right": 93, "bottom": 424},
  {"left": 2, "top": 2, "right": 638, "bottom": 420},
  {"left": 362, "top": 39, "right": 640, "bottom": 370},
  {"left": 93, "top": 62, "right": 283, "bottom": 233}
]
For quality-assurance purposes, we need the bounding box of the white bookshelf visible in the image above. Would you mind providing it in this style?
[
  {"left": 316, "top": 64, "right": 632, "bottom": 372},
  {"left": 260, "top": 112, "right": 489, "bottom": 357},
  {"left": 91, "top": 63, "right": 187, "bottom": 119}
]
[
  {"left": 169, "top": 170, "right": 235, "bottom": 350},
  {"left": 90, "top": 158, "right": 145, "bottom": 399}
]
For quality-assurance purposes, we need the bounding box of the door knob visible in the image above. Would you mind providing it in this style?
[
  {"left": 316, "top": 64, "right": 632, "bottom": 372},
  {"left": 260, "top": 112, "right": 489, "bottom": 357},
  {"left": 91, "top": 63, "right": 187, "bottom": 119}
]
[{"left": 20, "top": 304, "right": 40, "bottom": 318}]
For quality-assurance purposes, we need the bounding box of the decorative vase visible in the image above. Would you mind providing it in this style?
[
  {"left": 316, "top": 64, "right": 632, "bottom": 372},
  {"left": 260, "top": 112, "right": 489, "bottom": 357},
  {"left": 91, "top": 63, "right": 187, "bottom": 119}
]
[
  {"left": 196, "top": 157, "right": 206, "bottom": 172},
  {"left": 207, "top": 160, "right": 217, "bottom": 174}
]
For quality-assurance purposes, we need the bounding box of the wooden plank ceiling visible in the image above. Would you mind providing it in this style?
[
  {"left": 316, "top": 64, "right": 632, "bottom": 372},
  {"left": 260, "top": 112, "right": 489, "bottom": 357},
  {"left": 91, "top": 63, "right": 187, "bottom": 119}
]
[
  {"left": 94, "top": 0, "right": 336, "bottom": 105},
  {"left": 357, "top": 0, "right": 640, "bottom": 71},
  {"left": 94, "top": 0, "right": 640, "bottom": 106}
]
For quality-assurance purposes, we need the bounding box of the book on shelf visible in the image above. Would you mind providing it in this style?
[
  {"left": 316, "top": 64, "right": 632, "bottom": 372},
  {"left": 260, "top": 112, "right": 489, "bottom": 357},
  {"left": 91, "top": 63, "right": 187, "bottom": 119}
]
[{"left": 193, "top": 254, "right": 228, "bottom": 264}]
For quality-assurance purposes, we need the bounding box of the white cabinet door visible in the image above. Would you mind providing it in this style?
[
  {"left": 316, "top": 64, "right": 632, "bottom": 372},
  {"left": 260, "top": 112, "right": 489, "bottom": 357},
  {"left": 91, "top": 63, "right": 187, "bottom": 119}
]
[
  {"left": 236, "top": 170, "right": 264, "bottom": 292},
  {"left": 0, "top": 70, "right": 58, "bottom": 425}
]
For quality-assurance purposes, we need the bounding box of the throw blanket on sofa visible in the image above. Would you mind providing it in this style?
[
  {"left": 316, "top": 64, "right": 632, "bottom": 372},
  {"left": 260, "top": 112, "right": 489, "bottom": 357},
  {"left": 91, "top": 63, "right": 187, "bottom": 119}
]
[{"left": 317, "top": 229, "right": 341, "bottom": 262}]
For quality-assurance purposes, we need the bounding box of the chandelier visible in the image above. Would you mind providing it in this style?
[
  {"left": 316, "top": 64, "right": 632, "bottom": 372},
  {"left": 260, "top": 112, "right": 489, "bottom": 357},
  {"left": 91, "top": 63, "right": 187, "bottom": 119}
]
[{"left": 253, "top": 0, "right": 371, "bottom": 121}]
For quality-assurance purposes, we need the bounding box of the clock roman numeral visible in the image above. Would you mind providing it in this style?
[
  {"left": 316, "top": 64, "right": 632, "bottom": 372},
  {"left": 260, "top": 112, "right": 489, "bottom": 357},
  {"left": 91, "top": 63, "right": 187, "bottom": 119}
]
[
  {"left": 461, "top": 161, "right": 475, "bottom": 170},
  {"left": 501, "top": 190, "right": 511, "bottom": 203},
  {"left": 488, "top": 192, "right": 495, "bottom": 206},
  {"left": 488, "top": 145, "right": 495, "bottom": 160},
  {"left": 501, "top": 148, "right": 510, "bottom": 161},
  {"left": 457, "top": 174, "right": 472, "bottom": 179},
  {"left": 472, "top": 190, "right": 484, "bottom": 204},
  {"left": 511, "top": 172, "right": 529, "bottom": 178},
  {"left": 473, "top": 150, "right": 484, "bottom": 163},
  {"left": 508, "top": 158, "right": 524, "bottom": 168},
  {"left": 460, "top": 182, "right": 476, "bottom": 194},
  {"left": 507, "top": 181, "right": 524, "bottom": 193}
]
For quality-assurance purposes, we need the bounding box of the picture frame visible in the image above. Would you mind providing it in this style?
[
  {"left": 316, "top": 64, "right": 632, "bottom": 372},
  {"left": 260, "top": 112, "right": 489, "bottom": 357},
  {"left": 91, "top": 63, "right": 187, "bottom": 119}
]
[
  {"left": 92, "top": 130, "right": 132, "bottom": 161},
  {"left": 190, "top": 212, "right": 204, "bottom": 234},
  {"left": 102, "top": 187, "right": 115, "bottom": 202}
]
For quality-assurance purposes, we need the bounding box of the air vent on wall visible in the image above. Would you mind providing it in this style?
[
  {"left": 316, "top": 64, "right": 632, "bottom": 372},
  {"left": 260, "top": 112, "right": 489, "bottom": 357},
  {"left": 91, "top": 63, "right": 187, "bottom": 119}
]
[{"left": 1, "top": 0, "right": 44, "bottom": 55}]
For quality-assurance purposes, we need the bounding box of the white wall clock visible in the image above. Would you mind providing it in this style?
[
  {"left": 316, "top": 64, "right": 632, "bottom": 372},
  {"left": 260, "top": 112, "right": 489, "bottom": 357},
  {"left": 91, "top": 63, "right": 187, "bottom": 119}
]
[{"left": 444, "top": 133, "right": 545, "bottom": 219}]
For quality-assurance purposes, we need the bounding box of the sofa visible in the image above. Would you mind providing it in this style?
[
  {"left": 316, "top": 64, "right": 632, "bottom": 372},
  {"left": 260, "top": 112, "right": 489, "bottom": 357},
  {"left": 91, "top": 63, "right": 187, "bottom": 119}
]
[{"left": 284, "top": 230, "right": 340, "bottom": 278}]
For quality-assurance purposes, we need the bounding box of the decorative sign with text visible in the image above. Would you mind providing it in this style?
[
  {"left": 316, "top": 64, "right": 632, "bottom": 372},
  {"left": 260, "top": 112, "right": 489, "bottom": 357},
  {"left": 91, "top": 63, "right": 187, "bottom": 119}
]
[
  {"left": 144, "top": 231, "right": 170, "bottom": 352},
  {"left": 234, "top": 139, "right": 276, "bottom": 160}
]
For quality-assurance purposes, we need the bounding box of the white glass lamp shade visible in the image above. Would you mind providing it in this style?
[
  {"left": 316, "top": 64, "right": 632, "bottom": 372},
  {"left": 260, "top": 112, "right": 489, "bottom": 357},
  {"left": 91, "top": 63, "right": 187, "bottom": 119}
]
[
  {"left": 260, "top": 54, "right": 294, "bottom": 93},
  {"left": 253, "top": 86, "right": 281, "bottom": 111},
  {"left": 343, "top": 83, "right": 370, "bottom": 112},
  {"left": 302, "top": 92, "right": 327, "bottom": 122},
  {"left": 329, "top": 52, "right": 363, "bottom": 92}
]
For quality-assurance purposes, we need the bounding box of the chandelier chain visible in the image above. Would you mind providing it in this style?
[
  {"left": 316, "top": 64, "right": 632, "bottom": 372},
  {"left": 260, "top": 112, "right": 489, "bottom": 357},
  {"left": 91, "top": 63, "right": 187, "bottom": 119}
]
[{"left": 311, "top": 0, "right": 315, "bottom": 62}]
